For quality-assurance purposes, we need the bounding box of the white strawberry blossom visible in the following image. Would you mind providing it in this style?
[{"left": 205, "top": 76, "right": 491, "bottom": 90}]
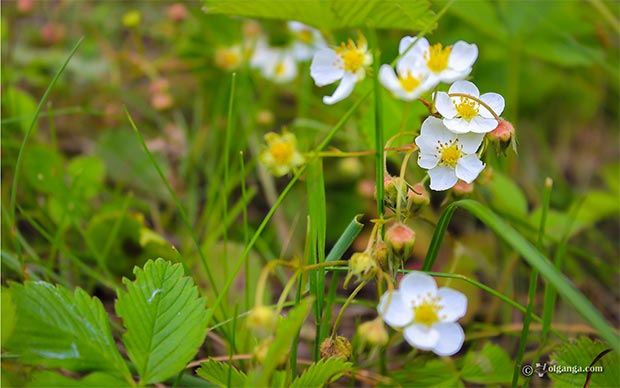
[
  {"left": 415, "top": 116, "right": 485, "bottom": 191},
  {"left": 287, "top": 21, "right": 327, "bottom": 61},
  {"left": 435, "top": 80, "right": 505, "bottom": 134},
  {"left": 378, "top": 272, "right": 467, "bottom": 356},
  {"left": 310, "top": 36, "right": 372, "bottom": 105}
]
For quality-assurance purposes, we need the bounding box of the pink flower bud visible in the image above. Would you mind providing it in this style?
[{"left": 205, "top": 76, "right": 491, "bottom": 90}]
[
  {"left": 386, "top": 223, "right": 416, "bottom": 252},
  {"left": 452, "top": 180, "right": 474, "bottom": 196}
]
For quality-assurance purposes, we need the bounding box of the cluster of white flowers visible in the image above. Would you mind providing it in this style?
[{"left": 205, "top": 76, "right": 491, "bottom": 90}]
[
  {"left": 252, "top": 22, "right": 326, "bottom": 83},
  {"left": 214, "top": 21, "right": 327, "bottom": 84},
  {"left": 310, "top": 35, "right": 506, "bottom": 191}
]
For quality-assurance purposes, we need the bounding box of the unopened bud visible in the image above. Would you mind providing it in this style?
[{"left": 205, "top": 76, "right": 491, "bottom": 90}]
[
  {"left": 243, "top": 21, "right": 262, "bottom": 39},
  {"left": 338, "top": 157, "right": 363, "bottom": 179},
  {"left": 122, "top": 10, "right": 141, "bottom": 28},
  {"left": 256, "top": 110, "right": 274, "bottom": 127},
  {"left": 247, "top": 306, "right": 278, "bottom": 338},
  {"left": 151, "top": 93, "right": 173, "bottom": 110},
  {"left": 407, "top": 183, "right": 430, "bottom": 215},
  {"left": 320, "top": 336, "right": 351, "bottom": 360},
  {"left": 382, "top": 175, "right": 407, "bottom": 208},
  {"left": 452, "top": 180, "right": 474, "bottom": 196},
  {"left": 253, "top": 338, "right": 287, "bottom": 366},
  {"left": 488, "top": 118, "right": 516, "bottom": 154},
  {"left": 17, "top": 0, "right": 34, "bottom": 14},
  {"left": 167, "top": 3, "right": 188, "bottom": 22},
  {"left": 475, "top": 166, "right": 493, "bottom": 186},
  {"left": 357, "top": 318, "right": 389, "bottom": 347},
  {"left": 386, "top": 223, "right": 416, "bottom": 253},
  {"left": 372, "top": 241, "right": 389, "bottom": 269},
  {"left": 345, "top": 252, "right": 378, "bottom": 287}
]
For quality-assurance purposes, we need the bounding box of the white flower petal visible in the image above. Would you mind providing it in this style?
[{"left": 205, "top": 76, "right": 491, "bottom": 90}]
[
  {"left": 448, "top": 41, "right": 478, "bottom": 71},
  {"left": 468, "top": 115, "right": 498, "bottom": 133},
  {"left": 378, "top": 290, "right": 413, "bottom": 328},
  {"left": 428, "top": 165, "right": 458, "bottom": 191},
  {"left": 455, "top": 154, "right": 485, "bottom": 183},
  {"left": 421, "top": 116, "right": 455, "bottom": 144},
  {"left": 449, "top": 80, "right": 479, "bottom": 98},
  {"left": 399, "top": 272, "right": 438, "bottom": 305},
  {"left": 322, "top": 73, "right": 357, "bottom": 105},
  {"left": 417, "top": 153, "right": 439, "bottom": 169},
  {"left": 379, "top": 65, "right": 403, "bottom": 94},
  {"left": 457, "top": 132, "right": 485, "bottom": 154},
  {"left": 435, "top": 92, "right": 458, "bottom": 119},
  {"left": 431, "top": 322, "right": 465, "bottom": 356},
  {"left": 436, "top": 68, "right": 472, "bottom": 84},
  {"left": 403, "top": 324, "right": 439, "bottom": 351},
  {"left": 310, "top": 48, "right": 344, "bottom": 87},
  {"left": 480, "top": 92, "right": 505, "bottom": 118},
  {"left": 443, "top": 117, "right": 473, "bottom": 134},
  {"left": 437, "top": 287, "right": 468, "bottom": 322},
  {"left": 399, "top": 36, "right": 419, "bottom": 55}
]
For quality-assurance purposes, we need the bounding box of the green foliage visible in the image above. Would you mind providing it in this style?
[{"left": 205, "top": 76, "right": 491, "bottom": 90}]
[
  {"left": 252, "top": 298, "right": 314, "bottom": 387},
  {"left": 203, "top": 0, "right": 435, "bottom": 31},
  {"left": 27, "top": 371, "right": 130, "bottom": 388},
  {"left": 481, "top": 170, "right": 528, "bottom": 219},
  {"left": 197, "top": 359, "right": 248, "bottom": 388},
  {"left": 461, "top": 343, "right": 513, "bottom": 385},
  {"left": 1, "top": 288, "right": 16, "bottom": 348},
  {"left": 115, "top": 258, "right": 209, "bottom": 385},
  {"left": 290, "top": 358, "right": 353, "bottom": 388},
  {"left": 22, "top": 146, "right": 65, "bottom": 195},
  {"left": 5, "top": 281, "right": 130, "bottom": 379},
  {"left": 2, "top": 86, "right": 37, "bottom": 133},
  {"left": 389, "top": 357, "right": 463, "bottom": 387},
  {"left": 548, "top": 337, "right": 620, "bottom": 388}
]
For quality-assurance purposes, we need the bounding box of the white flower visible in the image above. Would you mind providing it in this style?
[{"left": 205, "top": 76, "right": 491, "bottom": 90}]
[
  {"left": 415, "top": 116, "right": 485, "bottom": 191},
  {"left": 399, "top": 37, "right": 477, "bottom": 85},
  {"left": 435, "top": 80, "right": 505, "bottom": 134},
  {"left": 250, "top": 40, "right": 298, "bottom": 84},
  {"left": 377, "top": 272, "right": 467, "bottom": 356},
  {"left": 310, "top": 37, "right": 373, "bottom": 105},
  {"left": 379, "top": 59, "right": 434, "bottom": 101},
  {"left": 215, "top": 45, "right": 243, "bottom": 71},
  {"left": 259, "top": 131, "right": 305, "bottom": 177},
  {"left": 288, "top": 21, "right": 327, "bottom": 61}
]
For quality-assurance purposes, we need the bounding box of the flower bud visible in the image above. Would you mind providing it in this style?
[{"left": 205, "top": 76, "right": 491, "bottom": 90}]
[
  {"left": 372, "top": 241, "right": 389, "bottom": 269},
  {"left": 345, "top": 252, "right": 378, "bottom": 287},
  {"left": 122, "top": 10, "right": 141, "bottom": 28},
  {"left": 253, "top": 338, "right": 288, "bottom": 366},
  {"left": 17, "top": 0, "right": 34, "bottom": 14},
  {"left": 382, "top": 175, "right": 407, "bottom": 208},
  {"left": 357, "top": 318, "right": 389, "bottom": 347},
  {"left": 487, "top": 118, "right": 516, "bottom": 154},
  {"left": 452, "top": 180, "right": 474, "bottom": 196},
  {"left": 386, "top": 223, "right": 416, "bottom": 253},
  {"left": 167, "top": 3, "right": 188, "bottom": 23},
  {"left": 475, "top": 166, "right": 493, "bottom": 186},
  {"left": 247, "top": 306, "right": 278, "bottom": 338},
  {"left": 151, "top": 93, "right": 173, "bottom": 110},
  {"left": 338, "top": 157, "right": 363, "bottom": 179},
  {"left": 320, "top": 336, "right": 351, "bottom": 360},
  {"left": 256, "top": 110, "right": 275, "bottom": 127},
  {"left": 406, "top": 183, "right": 430, "bottom": 215}
]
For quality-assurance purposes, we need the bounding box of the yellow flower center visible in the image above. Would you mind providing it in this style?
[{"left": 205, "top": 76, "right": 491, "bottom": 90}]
[
  {"left": 275, "top": 61, "right": 286, "bottom": 77},
  {"left": 425, "top": 43, "right": 452, "bottom": 73},
  {"left": 337, "top": 39, "right": 366, "bottom": 73},
  {"left": 413, "top": 299, "right": 441, "bottom": 326},
  {"left": 270, "top": 141, "right": 294, "bottom": 165},
  {"left": 297, "top": 30, "right": 313, "bottom": 44},
  {"left": 437, "top": 139, "right": 462, "bottom": 168},
  {"left": 399, "top": 71, "right": 421, "bottom": 92},
  {"left": 455, "top": 97, "right": 479, "bottom": 121},
  {"left": 215, "top": 48, "right": 241, "bottom": 70}
]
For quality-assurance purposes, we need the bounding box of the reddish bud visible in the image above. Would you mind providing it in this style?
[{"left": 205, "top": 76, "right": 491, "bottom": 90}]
[
  {"left": 452, "top": 180, "right": 474, "bottom": 196},
  {"left": 386, "top": 223, "right": 416, "bottom": 252},
  {"left": 167, "top": 3, "right": 188, "bottom": 22}
]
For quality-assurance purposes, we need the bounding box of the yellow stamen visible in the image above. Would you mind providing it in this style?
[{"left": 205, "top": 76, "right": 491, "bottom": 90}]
[
  {"left": 297, "top": 30, "right": 313, "bottom": 44},
  {"left": 413, "top": 299, "right": 441, "bottom": 326},
  {"left": 337, "top": 39, "right": 366, "bottom": 73},
  {"left": 436, "top": 139, "right": 462, "bottom": 168},
  {"left": 270, "top": 141, "right": 294, "bottom": 165},
  {"left": 399, "top": 71, "right": 421, "bottom": 92},
  {"left": 455, "top": 97, "right": 479, "bottom": 121},
  {"left": 275, "top": 62, "right": 286, "bottom": 77},
  {"left": 425, "top": 43, "right": 451, "bottom": 73}
]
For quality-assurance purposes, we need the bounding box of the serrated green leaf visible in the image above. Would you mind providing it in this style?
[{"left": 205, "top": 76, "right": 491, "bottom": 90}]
[
  {"left": 27, "top": 371, "right": 131, "bottom": 388},
  {"left": 203, "top": 0, "right": 435, "bottom": 31},
  {"left": 1, "top": 287, "right": 16, "bottom": 348},
  {"left": 461, "top": 343, "right": 513, "bottom": 384},
  {"left": 549, "top": 337, "right": 619, "bottom": 388},
  {"left": 390, "top": 357, "right": 463, "bottom": 387},
  {"left": 5, "top": 281, "right": 130, "bottom": 380},
  {"left": 115, "top": 258, "right": 209, "bottom": 385},
  {"left": 291, "top": 358, "right": 352, "bottom": 388},
  {"left": 197, "top": 359, "right": 247, "bottom": 388}
]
